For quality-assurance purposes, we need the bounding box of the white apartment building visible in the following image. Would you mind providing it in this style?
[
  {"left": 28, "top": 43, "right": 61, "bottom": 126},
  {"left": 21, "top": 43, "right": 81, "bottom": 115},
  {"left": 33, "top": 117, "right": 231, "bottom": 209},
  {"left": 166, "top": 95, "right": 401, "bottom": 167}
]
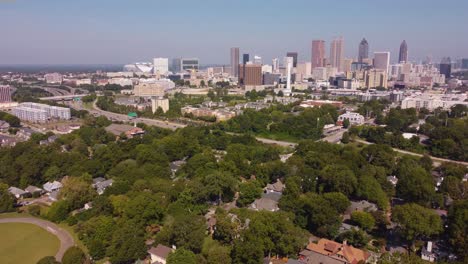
[
  {"left": 312, "top": 67, "right": 328, "bottom": 80},
  {"left": 133, "top": 82, "right": 165, "bottom": 97},
  {"left": 13, "top": 106, "right": 47, "bottom": 123},
  {"left": 401, "top": 93, "right": 467, "bottom": 111},
  {"left": 44, "top": 73, "right": 63, "bottom": 84},
  {"left": 13, "top": 102, "right": 71, "bottom": 123},
  {"left": 108, "top": 78, "right": 134, "bottom": 87},
  {"left": 153, "top": 58, "right": 169, "bottom": 74},
  {"left": 338, "top": 112, "right": 365, "bottom": 125},
  {"left": 151, "top": 97, "right": 169, "bottom": 113}
]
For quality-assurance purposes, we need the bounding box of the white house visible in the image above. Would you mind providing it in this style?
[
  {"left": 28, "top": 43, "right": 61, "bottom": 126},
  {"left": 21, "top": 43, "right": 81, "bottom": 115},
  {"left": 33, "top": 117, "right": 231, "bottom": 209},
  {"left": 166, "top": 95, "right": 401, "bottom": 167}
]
[
  {"left": 43, "top": 181, "right": 63, "bottom": 193},
  {"left": 338, "top": 111, "right": 365, "bottom": 125},
  {"left": 148, "top": 244, "right": 174, "bottom": 264},
  {"left": 8, "top": 187, "right": 27, "bottom": 199},
  {"left": 421, "top": 241, "right": 436, "bottom": 262}
]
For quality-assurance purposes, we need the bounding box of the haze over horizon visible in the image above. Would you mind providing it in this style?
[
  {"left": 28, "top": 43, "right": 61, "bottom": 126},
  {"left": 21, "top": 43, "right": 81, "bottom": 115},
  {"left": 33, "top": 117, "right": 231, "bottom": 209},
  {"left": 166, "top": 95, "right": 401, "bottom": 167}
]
[{"left": 1, "top": 0, "right": 467, "bottom": 65}]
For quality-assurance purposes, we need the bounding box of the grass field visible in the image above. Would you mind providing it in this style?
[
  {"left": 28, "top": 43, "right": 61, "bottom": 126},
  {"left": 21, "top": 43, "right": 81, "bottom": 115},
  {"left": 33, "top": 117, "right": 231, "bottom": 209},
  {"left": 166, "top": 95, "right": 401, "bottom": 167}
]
[{"left": 0, "top": 223, "right": 60, "bottom": 264}]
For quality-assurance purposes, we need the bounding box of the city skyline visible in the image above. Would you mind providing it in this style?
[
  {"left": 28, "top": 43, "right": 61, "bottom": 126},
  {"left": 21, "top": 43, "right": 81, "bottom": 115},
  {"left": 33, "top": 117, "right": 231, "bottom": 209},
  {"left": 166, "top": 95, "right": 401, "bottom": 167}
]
[{"left": 1, "top": 0, "right": 467, "bottom": 65}]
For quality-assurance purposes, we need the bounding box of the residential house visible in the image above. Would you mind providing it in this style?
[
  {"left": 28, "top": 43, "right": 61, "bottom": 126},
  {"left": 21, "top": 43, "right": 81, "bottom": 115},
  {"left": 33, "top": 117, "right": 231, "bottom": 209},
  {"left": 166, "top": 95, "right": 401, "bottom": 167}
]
[
  {"left": 265, "top": 179, "right": 285, "bottom": 193},
  {"left": 387, "top": 176, "right": 398, "bottom": 186},
  {"left": 25, "top": 185, "right": 43, "bottom": 196},
  {"left": 0, "top": 134, "right": 16, "bottom": 147},
  {"left": 250, "top": 179, "right": 285, "bottom": 212},
  {"left": 105, "top": 124, "right": 145, "bottom": 139},
  {"left": 345, "top": 200, "right": 378, "bottom": 218},
  {"left": 0, "top": 120, "right": 10, "bottom": 132},
  {"left": 92, "top": 178, "right": 113, "bottom": 195},
  {"left": 421, "top": 241, "right": 436, "bottom": 262},
  {"left": 170, "top": 160, "right": 186, "bottom": 177},
  {"left": 300, "top": 239, "right": 370, "bottom": 264},
  {"left": 17, "top": 127, "right": 37, "bottom": 140},
  {"left": 43, "top": 180, "right": 63, "bottom": 193},
  {"left": 8, "top": 187, "right": 28, "bottom": 199},
  {"left": 250, "top": 197, "right": 279, "bottom": 212},
  {"left": 148, "top": 244, "right": 174, "bottom": 264},
  {"left": 39, "top": 135, "right": 58, "bottom": 145},
  {"left": 48, "top": 190, "right": 60, "bottom": 202}
]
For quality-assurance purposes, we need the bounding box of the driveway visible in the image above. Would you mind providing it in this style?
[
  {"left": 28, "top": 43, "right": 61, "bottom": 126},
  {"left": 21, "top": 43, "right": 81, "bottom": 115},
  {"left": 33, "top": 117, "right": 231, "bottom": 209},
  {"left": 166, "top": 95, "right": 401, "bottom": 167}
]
[{"left": 0, "top": 217, "right": 75, "bottom": 261}]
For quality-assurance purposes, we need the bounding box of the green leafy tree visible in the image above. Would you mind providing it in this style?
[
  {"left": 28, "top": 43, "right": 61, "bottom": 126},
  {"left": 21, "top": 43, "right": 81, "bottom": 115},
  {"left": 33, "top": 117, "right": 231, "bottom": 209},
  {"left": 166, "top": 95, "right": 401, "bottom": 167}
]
[
  {"left": 341, "top": 131, "right": 350, "bottom": 143},
  {"left": 392, "top": 203, "right": 443, "bottom": 241},
  {"left": 378, "top": 252, "right": 431, "bottom": 264},
  {"left": 167, "top": 248, "right": 197, "bottom": 264},
  {"left": 59, "top": 176, "right": 96, "bottom": 210},
  {"left": 396, "top": 164, "right": 435, "bottom": 205},
  {"left": 351, "top": 211, "right": 375, "bottom": 231},
  {"left": 202, "top": 171, "right": 238, "bottom": 203},
  {"left": 213, "top": 213, "right": 238, "bottom": 245},
  {"left": 62, "top": 246, "right": 86, "bottom": 264},
  {"left": 337, "top": 229, "right": 370, "bottom": 248},
  {"left": 36, "top": 256, "right": 60, "bottom": 264},
  {"left": 447, "top": 200, "right": 468, "bottom": 259},
  {"left": 107, "top": 221, "right": 147, "bottom": 264},
  {"left": 319, "top": 164, "right": 357, "bottom": 196},
  {"left": 47, "top": 200, "right": 71, "bottom": 223},
  {"left": 237, "top": 181, "right": 262, "bottom": 207},
  {"left": 166, "top": 214, "right": 207, "bottom": 253},
  {"left": 342, "top": 118, "right": 350, "bottom": 128},
  {"left": 232, "top": 236, "right": 264, "bottom": 264},
  {"left": 202, "top": 238, "right": 232, "bottom": 264},
  {"left": 0, "top": 183, "right": 15, "bottom": 213}
]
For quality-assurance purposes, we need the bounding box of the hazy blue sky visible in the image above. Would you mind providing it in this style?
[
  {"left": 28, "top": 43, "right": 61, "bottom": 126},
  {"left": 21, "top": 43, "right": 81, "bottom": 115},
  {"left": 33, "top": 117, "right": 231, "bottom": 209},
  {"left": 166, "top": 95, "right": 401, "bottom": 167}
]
[{"left": 1, "top": 0, "right": 467, "bottom": 65}]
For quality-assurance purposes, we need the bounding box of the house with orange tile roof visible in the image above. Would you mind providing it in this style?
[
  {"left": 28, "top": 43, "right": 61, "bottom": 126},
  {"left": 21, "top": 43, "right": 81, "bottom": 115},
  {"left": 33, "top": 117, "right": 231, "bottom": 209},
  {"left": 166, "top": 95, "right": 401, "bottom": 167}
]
[{"left": 299, "top": 238, "right": 369, "bottom": 264}]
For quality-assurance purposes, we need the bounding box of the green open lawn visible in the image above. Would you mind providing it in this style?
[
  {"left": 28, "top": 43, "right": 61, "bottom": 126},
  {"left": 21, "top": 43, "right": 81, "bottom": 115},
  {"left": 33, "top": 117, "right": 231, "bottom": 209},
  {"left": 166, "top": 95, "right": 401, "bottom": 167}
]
[{"left": 0, "top": 223, "right": 60, "bottom": 264}]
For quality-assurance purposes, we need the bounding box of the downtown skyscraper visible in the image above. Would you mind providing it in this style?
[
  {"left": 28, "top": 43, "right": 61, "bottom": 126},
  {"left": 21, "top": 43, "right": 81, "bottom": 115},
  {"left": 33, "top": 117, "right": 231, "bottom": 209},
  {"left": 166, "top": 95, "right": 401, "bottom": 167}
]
[
  {"left": 330, "top": 37, "right": 344, "bottom": 72},
  {"left": 311, "top": 40, "right": 326, "bottom": 69},
  {"left": 358, "top": 38, "right": 369, "bottom": 63},
  {"left": 230, "top": 47, "right": 240, "bottom": 77},
  {"left": 399, "top": 40, "right": 408, "bottom": 63},
  {"left": 286, "top": 52, "right": 298, "bottom": 67},
  {"left": 373, "top": 52, "right": 390, "bottom": 73}
]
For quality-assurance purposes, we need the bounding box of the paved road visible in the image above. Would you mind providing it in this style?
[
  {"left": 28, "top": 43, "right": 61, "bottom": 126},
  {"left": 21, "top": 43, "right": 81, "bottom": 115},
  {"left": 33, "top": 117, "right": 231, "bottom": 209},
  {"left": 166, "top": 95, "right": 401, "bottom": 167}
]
[
  {"left": 32, "top": 86, "right": 71, "bottom": 96},
  {"left": 71, "top": 100, "right": 467, "bottom": 167},
  {"left": 91, "top": 100, "right": 186, "bottom": 131},
  {"left": 0, "top": 217, "right": 74, "bottom": 261},
  {"left": 355, "top": 139, "right": 468, "bottom": 167}
]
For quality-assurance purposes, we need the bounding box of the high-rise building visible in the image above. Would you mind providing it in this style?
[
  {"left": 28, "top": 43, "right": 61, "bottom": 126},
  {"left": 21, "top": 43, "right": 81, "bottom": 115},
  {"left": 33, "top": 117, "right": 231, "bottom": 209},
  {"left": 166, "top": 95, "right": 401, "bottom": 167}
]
[
  {"left": 253, "top": 55, "right": 262, "bottom": 65},
  {"left": 440, "top": 57, "right": 452, "bottom": 79},
  {"left": 365, "top": 69, "right": 388, "bottom": 89},
  {"left": 238, "top": 64, "right": 262, "bottom": 86},
  {"left": 311, "top": 40, "right": 326, "bottom": 69},
  {"left": 243, "top": 54, "right": 250, "bottom": 64},
  {"left": 343, "top": 58, "right": 353, "bottom": 72},
  {"left": 284, "top": 60, "right": 292, "bottom": 95},
  {"left": 230, "top": 47, "right": 240, "bottom": 77},
  {"left": 153, "top": 58, "right": 169, "bottom": 74},
  {"left": 172, "top": 58, "right": 199, "bottom": 72},
  {"left": 399, "top": 40, "right": 408, "bottom": 63},
  {"left": 373, "top": 52, "right": 390, "bottom": 73},
  {"left": 358, "top": 38, "right": 369, "bottom": 63},
  {"left": 462, "top": 59, "right": 468, "bottom": 69},
  {"left": 286, "top": 52, "right": 298, "bottom": 67},
  {"left": 330, "top": 37, "right": 344, "bottom": 71},
  {"left": 172, "top": 58, "right": 181, "bottom": 72},
  {"left": 0, "top": 85, "right": 12, "bottom": 103},
  {"left": 272, "top": 58, "right": 279, "bottom": 73}
]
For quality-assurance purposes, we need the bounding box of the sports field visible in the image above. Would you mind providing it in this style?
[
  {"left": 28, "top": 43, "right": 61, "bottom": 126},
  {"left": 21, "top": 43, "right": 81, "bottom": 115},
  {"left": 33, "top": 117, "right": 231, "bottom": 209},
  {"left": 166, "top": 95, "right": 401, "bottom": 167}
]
[{"left": 0, "top": 222, "right": 60, "bottom": 264}]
